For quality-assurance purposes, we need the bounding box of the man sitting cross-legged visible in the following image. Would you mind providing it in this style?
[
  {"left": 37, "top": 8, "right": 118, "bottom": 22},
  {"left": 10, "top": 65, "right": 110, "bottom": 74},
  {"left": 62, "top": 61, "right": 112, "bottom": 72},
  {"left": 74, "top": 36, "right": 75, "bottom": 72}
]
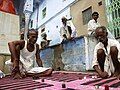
[{"left": 6, "top": 29, "right": 53, "bottom": 79}]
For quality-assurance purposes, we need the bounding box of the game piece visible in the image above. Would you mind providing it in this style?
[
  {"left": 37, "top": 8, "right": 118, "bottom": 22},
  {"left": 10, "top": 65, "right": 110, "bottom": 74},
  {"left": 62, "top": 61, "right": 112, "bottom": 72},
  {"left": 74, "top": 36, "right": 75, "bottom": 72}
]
[
  {"left": 32, "top": 76, "right": 39, "bottom": 80},
  {"left": 105, "top": 85, "right": 109, "bottom": 90},
  {"left": 41, "top": 78, "right": 45, "bottom": 82},
  {"left": 83, "top": 76, "right": 87, "bottom": 79},
  {"left": 92, "top": 76, "right": 95, "bottom": 79},
  {"left": 94, "top": 75, "right": 97, "bottom": 79},
  {"left": 95, "top": 85, "right": 99, "bottom": 89},
  {"left": 62, "top": 83, "right": 66, "bottom": 88},
  {"left": 92, "top": 75, "right": 97, "bottom": 79}
]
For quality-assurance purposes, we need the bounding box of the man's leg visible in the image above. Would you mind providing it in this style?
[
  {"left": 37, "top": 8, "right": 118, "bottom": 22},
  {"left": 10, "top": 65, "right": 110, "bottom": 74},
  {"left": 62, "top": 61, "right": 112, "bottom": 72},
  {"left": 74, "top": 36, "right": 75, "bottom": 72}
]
[
  {"left": 97, "top": 49, "right": 106, "bottom": 72},
  {"left": 110, "top": 46, "right": 120, "bottom": 75}
]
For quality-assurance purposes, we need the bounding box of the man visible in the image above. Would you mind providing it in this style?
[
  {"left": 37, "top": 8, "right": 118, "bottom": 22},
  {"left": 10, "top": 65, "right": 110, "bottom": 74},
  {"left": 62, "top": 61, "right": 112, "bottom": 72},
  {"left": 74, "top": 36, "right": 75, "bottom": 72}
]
[
  {"left": 87, "top": 12, "right": 100, "bottom": 35},
  {"left": 40, "top": 28, "right": 51, "bottom": 48},
  {"left": 93, "top": 26, "right": 120, "bottom": 79},
  {"left": 60, "top": 17, "right": 72, "bottom": 42},
  {"left": 6, "top": 29, "right": 52, "bottom": 79},
  {"left": 88, "top": 12, "right": 114, "bottom": 39}
]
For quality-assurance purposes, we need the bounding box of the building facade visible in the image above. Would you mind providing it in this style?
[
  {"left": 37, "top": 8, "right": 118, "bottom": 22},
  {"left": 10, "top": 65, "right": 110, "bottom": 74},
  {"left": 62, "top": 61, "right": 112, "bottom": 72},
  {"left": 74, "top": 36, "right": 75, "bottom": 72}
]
[
  {"left": 30, "top": 0, "right": 76, "bottom": 46},
  {"left": 71, "top": 0, "right": 108, "bottom": 36},
  {"left": 30, "top": 0, "right": 115, "bottom": 45}
]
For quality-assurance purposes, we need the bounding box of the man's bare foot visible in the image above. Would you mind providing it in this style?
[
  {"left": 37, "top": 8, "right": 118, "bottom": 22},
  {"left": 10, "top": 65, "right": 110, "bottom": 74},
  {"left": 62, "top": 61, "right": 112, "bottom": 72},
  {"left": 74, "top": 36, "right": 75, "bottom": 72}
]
[{"left": 11, "top": 72, "right": 22, "bottom": 79}]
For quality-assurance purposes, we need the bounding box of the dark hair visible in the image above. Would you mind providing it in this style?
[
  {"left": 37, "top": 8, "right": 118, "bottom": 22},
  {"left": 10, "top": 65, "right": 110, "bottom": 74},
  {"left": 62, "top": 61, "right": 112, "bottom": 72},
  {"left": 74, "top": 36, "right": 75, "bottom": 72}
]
[
  {"left": 61, "top": 16, "right": 67, "bottom": 21},
  {"left": 92, "top": 12, "right": 99, "bottom": 16},
  {"left": 27, "top": 29, "right": 38, "bottom": 38},
  {"left": 95, "top": 26, "right": 107, "bottom": 33}
]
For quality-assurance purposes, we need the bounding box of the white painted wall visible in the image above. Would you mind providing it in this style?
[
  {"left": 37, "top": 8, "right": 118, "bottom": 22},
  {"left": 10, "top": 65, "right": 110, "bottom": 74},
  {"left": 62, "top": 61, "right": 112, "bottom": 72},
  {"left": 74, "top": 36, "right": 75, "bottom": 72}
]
[
  {"left": 37, "top": 0, "right": 75, "bottom": 26},
  {"left": 37, "top": 8, "right": 71, "bottom": 46},
  {"left": 31, "top": 0, "right": 76, "bottom": 46},
  {"left": 30, "top": 10, "right": 37, "bottom": 29}
]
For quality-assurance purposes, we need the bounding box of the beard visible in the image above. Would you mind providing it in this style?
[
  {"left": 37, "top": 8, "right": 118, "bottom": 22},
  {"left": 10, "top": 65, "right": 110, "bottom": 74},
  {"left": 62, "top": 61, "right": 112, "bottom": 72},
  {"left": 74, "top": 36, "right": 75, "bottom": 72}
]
[{"left": 98, "top": 38, "right": 107, "bottom": 44}]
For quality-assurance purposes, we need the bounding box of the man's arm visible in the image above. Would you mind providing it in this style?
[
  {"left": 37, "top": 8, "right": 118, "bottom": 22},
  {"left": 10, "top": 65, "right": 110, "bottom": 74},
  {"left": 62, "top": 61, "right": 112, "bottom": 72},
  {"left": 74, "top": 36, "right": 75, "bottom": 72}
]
[
  {"left": 93, "top": 65, "right": 102, "bottom": 75},
  {"left": 8, "top": 41, "right": 24, "bottom": 67},
  {"left": 8, "top": 40, "right": 25, "bottom": 79},
  {"left": 93, "top": 46, "right": 108, "bottom": 78},
  {"left": 36, "top": 44, "right": 43, "bottom": 67},
  {"left": 60, "top": 27, "right": 67, "bottom": 38},
  {"left": 8, "top": 40, "right": 24, "bottom": 57},
  {"left": 8, "top": 42, "right": 19, "bottom": 63},
  {"left": 93, "top": 65, "right": 108, "bottom": 78}
]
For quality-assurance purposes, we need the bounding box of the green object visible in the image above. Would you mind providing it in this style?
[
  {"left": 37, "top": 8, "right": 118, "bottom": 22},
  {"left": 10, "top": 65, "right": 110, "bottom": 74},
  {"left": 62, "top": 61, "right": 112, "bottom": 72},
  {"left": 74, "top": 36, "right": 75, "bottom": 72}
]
[{"left": 105, "top": 0, "right": 120, "bottom": 38}]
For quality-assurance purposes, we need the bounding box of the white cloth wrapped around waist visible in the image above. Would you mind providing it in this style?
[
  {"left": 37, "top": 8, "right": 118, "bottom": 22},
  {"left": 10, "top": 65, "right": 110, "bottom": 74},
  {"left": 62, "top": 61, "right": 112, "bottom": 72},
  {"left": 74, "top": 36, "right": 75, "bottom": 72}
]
[
  {"left": 27, "top": 67, "right": 51, "bottom": 73},
  {"left": 5, "top": 60, "right": 51, "bottom": 74},
  {"left": 104, "top": 55, "right": 115, "bottom": 77}
]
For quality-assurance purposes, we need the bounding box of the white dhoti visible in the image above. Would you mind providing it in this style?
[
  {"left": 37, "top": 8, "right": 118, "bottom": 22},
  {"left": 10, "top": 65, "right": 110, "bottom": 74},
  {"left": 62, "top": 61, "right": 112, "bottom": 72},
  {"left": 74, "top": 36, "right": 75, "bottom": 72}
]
[{"left": 5, "top": 59, "right": 51, "bottom": 74}]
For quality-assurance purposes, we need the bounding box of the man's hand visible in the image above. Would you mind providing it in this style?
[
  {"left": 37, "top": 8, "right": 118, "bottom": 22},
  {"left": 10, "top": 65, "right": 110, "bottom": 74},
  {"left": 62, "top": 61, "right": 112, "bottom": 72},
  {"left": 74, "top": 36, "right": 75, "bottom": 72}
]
[
  {"left": 11, "top": 67, "right": 22, "bottom": 79},
  {"left": 99, "top": 71, "right": 108, "bottom": 78},
  {"left": 93, "top": 65, "right": 108, "bottom": 79},
  {"left": 117, "top": 74, "right": 120, "bottom": 80},
  {"left": 12, "top": 72, "right": 22, "bottom": 79},
  {"left": 113, "top": 71, "right": 120, "bottom": 79}
]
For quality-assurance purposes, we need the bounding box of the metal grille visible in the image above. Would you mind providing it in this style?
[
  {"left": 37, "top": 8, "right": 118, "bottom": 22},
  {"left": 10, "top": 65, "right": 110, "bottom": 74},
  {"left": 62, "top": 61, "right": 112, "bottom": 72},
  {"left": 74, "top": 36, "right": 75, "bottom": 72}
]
[{"left": 105, "top": 0, "right": 120, "bottom": 38}]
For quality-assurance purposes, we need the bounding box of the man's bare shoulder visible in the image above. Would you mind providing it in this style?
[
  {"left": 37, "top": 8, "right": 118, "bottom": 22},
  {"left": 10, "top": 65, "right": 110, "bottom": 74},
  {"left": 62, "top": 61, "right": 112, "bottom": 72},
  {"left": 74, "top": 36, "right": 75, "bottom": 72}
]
[
  {"left": 9, "top": 40, "right": 24, "bottom": 44},
  {"left": 8, "top": 40, "right": 25, "bottom": 48}
]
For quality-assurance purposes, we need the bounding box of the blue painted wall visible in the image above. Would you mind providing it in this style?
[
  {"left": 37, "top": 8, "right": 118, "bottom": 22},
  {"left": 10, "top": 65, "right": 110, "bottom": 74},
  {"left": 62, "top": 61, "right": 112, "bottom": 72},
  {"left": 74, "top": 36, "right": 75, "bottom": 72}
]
[{"left": 40, "top": 36, "right": 86, "bottom": 71}]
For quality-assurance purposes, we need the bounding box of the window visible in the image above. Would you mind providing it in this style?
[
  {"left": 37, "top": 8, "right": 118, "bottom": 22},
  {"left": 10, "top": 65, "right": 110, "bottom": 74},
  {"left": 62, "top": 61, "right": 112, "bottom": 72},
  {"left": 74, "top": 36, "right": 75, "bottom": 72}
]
[
  {"left": 106, "top": 0, "right": 120, "bottom": 38},
  {"left": 42, "top": 7, "right": 46, "bottom": 19},
  {"left": 82, "top": 7, "right": 92, "bottom": 25}
]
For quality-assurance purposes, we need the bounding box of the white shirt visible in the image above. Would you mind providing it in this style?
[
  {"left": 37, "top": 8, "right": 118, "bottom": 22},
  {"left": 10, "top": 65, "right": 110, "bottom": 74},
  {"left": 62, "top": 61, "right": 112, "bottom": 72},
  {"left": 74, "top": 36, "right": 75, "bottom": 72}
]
[
  {"left": 67, "top": 21, "right": 77, "bottom": 37},
  {"left": 60, "top": 25, "right": 71, "bottom": 41},
  {"left": 92, "top": 38, "right": 120, "bottom": 76},
  {"left": 87, "top": 19, "right": 100, "bottom": 35},
  {"left": 87, "top": 19, "right": 115, "bottom": 39},
  {"left": 60, "top": 21, "right": 77, "bottom": 41}
]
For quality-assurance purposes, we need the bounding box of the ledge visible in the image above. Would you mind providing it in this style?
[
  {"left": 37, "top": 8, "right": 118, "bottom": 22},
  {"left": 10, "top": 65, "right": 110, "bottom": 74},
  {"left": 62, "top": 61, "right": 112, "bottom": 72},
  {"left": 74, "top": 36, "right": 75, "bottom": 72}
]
[{"left": 40, "top": 35, "right": 85, "bottom": 50}]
